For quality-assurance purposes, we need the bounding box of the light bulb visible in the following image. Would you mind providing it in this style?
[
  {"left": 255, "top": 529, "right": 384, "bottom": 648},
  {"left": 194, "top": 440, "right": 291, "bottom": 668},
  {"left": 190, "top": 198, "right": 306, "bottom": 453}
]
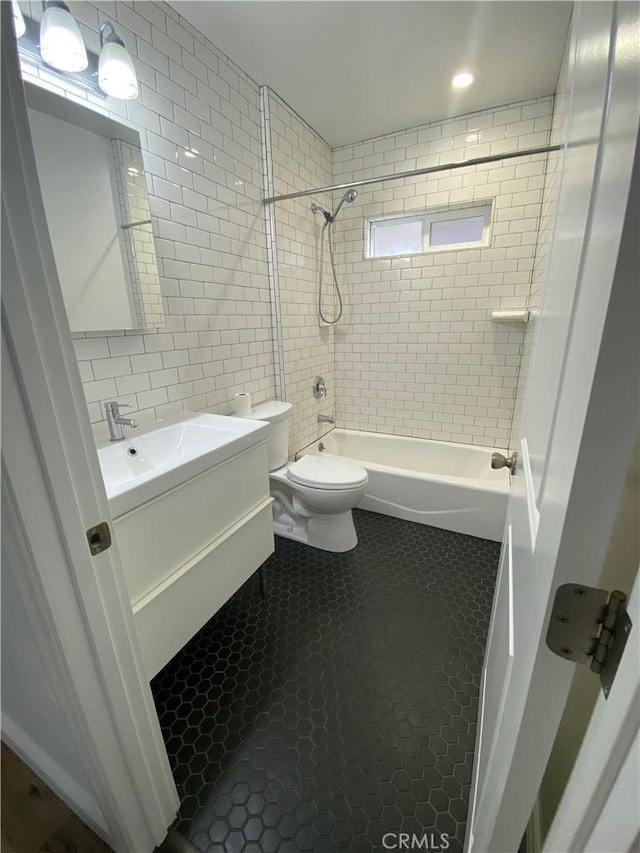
[
  {"left": 99, "top": 28, "right": 139, "bottom": 100},
  {"left": 12, "top": 0, "right": 26, "bottom": 38},
  {"left": 451, "top": 71, "right": 475, "bottom": 89},
  {"left": 40, "top": 1, "right": 88, "bottom": 72}
]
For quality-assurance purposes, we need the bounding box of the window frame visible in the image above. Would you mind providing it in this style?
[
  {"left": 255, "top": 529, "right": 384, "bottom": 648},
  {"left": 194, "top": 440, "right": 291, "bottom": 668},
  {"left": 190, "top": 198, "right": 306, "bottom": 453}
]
[{"left": 365, "top": 200, "right": 493, "bottom": 260}]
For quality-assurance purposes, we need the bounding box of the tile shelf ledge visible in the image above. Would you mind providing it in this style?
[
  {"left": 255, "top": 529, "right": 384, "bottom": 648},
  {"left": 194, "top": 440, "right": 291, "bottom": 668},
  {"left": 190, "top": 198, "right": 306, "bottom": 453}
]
[{"left": 490, "top": 309, "right": 531, "bottom": 323}]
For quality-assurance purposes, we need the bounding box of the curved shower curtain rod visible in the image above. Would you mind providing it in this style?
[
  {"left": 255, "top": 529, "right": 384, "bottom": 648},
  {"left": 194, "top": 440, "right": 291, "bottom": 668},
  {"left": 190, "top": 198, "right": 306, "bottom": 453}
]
[{"left": 263, "top": 143, "right": 562, "bottom": 205}]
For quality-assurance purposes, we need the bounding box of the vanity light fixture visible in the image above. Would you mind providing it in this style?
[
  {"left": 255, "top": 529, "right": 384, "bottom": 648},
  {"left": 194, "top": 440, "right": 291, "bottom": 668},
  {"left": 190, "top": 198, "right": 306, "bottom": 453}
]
[
  {"left": 98, "top": 22, "right": 139, "bottom": 100},
  {"left": 16, "top": 10, "right": 139, "bottom": 102},
  {"left": 451, "top": 71, "right": 475, "bottom": 89},
  {"left": 12, "top": 0, "right": 26, "bottom": 38},
  {"left": 40, "top": 0, "right": 88, "bottom": 73}
]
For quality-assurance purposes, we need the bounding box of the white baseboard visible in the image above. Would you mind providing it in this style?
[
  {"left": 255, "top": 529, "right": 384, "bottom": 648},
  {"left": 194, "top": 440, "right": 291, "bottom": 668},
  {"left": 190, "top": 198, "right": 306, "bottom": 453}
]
[{"left": 2, "top": 713, "right": 111, "bottom": 844}]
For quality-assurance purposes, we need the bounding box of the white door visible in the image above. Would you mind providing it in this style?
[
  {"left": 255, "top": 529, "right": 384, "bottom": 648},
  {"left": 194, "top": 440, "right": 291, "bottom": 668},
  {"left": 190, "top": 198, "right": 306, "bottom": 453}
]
[
  {"left": 1, "top": 10, "right": 178, "bottom": 851},
  {"left": 467, "top": 3, "right": 640, "bottom": 851}
]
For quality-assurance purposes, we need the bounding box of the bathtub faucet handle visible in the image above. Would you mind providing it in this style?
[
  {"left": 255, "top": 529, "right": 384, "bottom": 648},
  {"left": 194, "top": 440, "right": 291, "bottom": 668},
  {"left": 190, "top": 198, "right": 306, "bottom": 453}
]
[
  {"left": 491, "top": 451, "right": 518, "bottom": 473},
  {"left": 313, "top": 376, "right": 327, "bottom": 399}
]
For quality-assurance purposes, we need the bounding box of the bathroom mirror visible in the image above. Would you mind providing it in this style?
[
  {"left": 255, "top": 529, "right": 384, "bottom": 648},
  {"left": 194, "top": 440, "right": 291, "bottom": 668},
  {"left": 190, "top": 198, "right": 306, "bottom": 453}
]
[{"left": 24, "top": 83, "right": 164, "bottom": 334}]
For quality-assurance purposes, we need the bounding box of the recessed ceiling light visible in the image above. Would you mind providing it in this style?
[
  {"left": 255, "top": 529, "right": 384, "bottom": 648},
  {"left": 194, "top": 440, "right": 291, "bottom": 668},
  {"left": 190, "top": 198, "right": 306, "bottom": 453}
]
[{"left": 451, "top": 71, "right": 475, "bottom": 89}]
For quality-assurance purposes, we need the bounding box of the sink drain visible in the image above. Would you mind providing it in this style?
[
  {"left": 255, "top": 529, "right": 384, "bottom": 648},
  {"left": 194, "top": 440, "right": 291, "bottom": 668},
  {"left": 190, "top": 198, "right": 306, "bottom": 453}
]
[{"left": 127, "top": 447, "right": 138, "bottom": 457}]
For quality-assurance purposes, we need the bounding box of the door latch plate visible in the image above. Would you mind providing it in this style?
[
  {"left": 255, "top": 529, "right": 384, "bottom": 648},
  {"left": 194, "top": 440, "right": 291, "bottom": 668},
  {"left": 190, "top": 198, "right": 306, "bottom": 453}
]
[{"left": 86, "top": 521, "right": 111, "bottom": 555}]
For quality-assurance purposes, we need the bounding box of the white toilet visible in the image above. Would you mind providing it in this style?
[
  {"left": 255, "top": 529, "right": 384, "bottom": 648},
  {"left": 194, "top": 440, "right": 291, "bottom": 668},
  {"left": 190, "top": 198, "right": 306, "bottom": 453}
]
[{"left": 246, "top": 401, "right": 368, "bottom": 552}]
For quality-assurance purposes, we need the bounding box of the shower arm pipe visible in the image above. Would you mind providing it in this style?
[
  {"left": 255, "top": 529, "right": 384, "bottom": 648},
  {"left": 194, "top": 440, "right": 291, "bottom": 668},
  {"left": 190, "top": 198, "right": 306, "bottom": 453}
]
[{"left": 263, "top": 143, "right": 562, "bottom": 204}]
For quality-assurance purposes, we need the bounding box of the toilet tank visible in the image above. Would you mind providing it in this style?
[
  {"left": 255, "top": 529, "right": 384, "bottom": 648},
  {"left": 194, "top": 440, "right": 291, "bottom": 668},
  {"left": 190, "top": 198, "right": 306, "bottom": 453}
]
[{"left": 246, "top": 401, "right": 292, "bottom": 471}]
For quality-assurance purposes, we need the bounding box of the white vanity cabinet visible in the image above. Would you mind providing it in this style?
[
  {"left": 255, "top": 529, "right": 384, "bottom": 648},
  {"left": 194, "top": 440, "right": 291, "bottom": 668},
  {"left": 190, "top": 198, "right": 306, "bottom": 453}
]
[{"left": 113, "top": 440, "right": 273, "bottom": 679}]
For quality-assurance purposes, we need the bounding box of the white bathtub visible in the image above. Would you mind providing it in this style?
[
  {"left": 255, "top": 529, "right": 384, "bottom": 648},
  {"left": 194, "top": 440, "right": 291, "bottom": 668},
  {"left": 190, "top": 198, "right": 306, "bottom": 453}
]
[{"left": 299, "top": 429, "right": 509, "bottom": 542}]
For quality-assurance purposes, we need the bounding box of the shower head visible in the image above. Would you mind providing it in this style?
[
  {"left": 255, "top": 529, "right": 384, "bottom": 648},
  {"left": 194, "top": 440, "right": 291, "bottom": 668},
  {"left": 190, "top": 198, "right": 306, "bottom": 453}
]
[
  {"left": 330, "top": 188, "right": 358, "bottom": 222},
  {"left": 311, "top": 188, "right": 358, "bottom": 223}
]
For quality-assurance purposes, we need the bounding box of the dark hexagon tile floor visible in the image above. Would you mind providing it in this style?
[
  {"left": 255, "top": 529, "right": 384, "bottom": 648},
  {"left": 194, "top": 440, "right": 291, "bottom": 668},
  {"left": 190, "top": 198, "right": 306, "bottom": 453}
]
[{"left": 151, "top": 510, "right": 499, "bottom": 853}]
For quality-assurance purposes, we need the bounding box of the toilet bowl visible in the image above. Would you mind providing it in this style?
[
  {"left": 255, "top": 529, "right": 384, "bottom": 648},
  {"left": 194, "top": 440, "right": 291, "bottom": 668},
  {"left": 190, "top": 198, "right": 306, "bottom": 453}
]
[
  {"left": 244, "top": 401, "right": 368, "bottom": 552},
  {"left": 271, "top": 455, "right": 368, "bottom": 552}
]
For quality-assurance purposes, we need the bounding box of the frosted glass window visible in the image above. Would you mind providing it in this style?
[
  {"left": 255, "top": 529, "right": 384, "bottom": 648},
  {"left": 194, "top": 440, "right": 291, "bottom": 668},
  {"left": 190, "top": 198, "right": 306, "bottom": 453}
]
[
  {"left": 430, "top": 214, "right": 484, "bottom": 246},
  {"left": 371, "top": 219, "right": 423, "bottom": 257},
  {"left": 367, "top": 202, "right": 492, "bottom": 259}
]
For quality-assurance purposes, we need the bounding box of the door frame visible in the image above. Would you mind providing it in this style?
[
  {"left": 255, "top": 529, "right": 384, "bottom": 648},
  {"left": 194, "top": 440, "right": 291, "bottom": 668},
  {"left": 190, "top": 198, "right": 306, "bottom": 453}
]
[
  {"left": 544, "top": 133, "right": 639, "bottom": 851},
  {"left": 506, "top": 93, "right": 639, "bottom": 853},
  {"left": 467, "top": 1, "right": 640, "bottom": 849},
  {"left": 1, "top": 10, "right": 178, "bottom": 852}
]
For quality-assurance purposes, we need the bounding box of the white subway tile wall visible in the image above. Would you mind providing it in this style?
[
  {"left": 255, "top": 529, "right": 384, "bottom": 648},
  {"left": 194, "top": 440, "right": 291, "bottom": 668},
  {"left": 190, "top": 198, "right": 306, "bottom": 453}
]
[
  {"left": 18, "top": 0, "right": 562, "bottom": 455},
  {"left": 266, "top": 90, "right": 337, "bottom": 453},
  {"left": 19, "top": 0, "right": 275, "bottom": 439},
  {"left": 331, "top": 97, "right": 554, "bottom": 447},
  {"left": 510, "top": 45, "right": 571, "bottom": 446}
]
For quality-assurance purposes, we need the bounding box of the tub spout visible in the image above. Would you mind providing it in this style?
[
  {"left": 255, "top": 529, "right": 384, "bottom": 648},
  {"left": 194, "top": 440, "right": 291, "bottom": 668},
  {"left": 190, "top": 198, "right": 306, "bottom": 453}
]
[{"left": 318, "top": 413, "right": 335, "bottom": 424}]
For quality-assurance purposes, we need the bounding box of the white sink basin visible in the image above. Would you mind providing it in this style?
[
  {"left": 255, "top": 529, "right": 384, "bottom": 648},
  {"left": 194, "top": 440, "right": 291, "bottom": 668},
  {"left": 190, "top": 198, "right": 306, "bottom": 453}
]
[{"left": 97, "top": 413, "right": 269, "bottom": 517}]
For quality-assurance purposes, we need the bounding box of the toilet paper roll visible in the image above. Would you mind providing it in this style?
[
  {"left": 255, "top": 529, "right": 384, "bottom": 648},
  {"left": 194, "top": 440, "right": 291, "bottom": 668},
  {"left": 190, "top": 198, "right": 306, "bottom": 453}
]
[{"left": 234, "top": 392, "right": 252, "bottom": 417}]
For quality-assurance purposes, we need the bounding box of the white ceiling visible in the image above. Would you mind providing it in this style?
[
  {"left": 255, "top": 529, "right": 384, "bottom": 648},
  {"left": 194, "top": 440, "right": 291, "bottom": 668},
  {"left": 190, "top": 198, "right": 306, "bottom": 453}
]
[{"left": 172, "top": 1, "right": 572, "bottom": 148}]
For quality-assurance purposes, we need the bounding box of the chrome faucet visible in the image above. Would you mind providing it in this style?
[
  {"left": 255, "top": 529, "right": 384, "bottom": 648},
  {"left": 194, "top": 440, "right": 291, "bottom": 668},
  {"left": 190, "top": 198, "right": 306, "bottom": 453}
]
[
  {"left": 104, "top": 401, "right": 138, "bottom": 441},
  {"left": 317, "top": 413, "right": 336, "bottom": 424}
]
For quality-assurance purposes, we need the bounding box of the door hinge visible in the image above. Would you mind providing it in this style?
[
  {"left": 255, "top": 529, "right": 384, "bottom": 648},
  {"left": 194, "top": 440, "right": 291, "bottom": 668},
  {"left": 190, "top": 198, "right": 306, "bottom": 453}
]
[
  {"left": 546, "top": 584, "right": 632, "bottom": 698},
  {"left": 86, "top": 521, "right": 112, "bottom": 556}
]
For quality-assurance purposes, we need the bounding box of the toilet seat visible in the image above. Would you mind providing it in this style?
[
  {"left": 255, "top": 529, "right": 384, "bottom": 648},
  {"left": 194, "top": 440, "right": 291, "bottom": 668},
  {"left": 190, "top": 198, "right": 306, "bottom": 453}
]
[{"left": 287, "top": 455, "right": 368, "bottom": 491}]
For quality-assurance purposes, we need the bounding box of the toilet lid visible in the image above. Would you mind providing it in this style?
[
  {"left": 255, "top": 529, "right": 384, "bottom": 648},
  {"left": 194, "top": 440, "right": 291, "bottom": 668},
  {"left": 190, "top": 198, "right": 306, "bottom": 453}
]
[
  {"left": 287, "top": 455, "right": 368, "bottom": 490},
  {"left": 246, "top": 401, "right": 292, "bottom": 423}
]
